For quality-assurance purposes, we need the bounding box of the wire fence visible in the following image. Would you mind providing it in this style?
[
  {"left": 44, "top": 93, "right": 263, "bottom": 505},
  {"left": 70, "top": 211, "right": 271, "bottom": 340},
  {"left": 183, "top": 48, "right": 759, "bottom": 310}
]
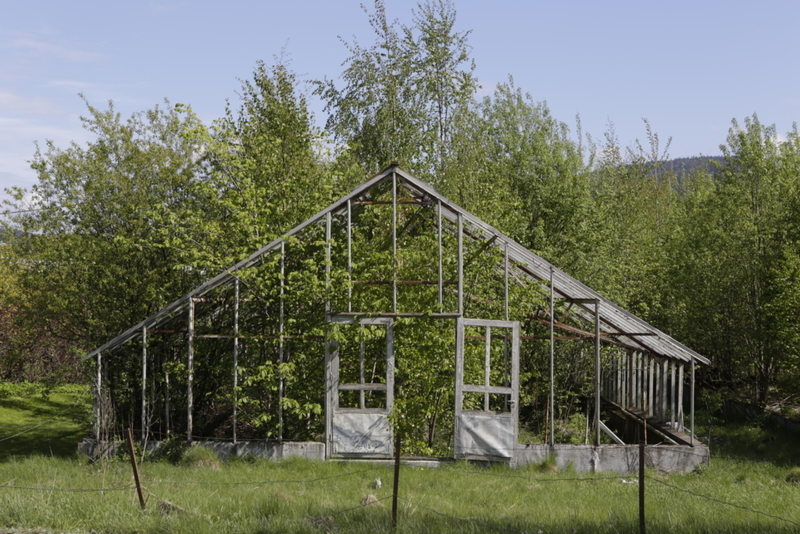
[{"left": 1, "top": 420, "right": 799, "bottom": 532}]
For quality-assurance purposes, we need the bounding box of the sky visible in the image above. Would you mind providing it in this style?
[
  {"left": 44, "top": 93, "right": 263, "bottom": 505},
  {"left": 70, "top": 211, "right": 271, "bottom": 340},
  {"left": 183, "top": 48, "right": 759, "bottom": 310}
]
[{"left": 2, "top": 0, "right": 799, "bottom": 201}]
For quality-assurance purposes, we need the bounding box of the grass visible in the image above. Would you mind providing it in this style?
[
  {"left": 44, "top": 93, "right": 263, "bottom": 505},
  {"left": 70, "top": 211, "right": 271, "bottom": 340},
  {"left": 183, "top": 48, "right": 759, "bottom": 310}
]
[
  {"left": 0, "top": 455, "right": 799, "bottom": 533},
  {"left": 1, "top": 387, "right": 800, "bottom": 533},
  {"left": 0, "top": 382, "right": 92, "bottom": 460}
]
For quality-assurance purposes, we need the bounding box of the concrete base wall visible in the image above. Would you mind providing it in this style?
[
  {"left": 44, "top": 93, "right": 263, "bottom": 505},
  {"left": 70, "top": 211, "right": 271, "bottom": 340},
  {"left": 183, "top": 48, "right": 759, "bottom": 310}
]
[
  {"left": 512, "top": 443, "right": 709, "bottom": 474},
  {"left": 78, "top": 439, "right": 706, "bottom": 474},
  {"left": 78, "top": 439, "right": 325, "bottom": 462}
]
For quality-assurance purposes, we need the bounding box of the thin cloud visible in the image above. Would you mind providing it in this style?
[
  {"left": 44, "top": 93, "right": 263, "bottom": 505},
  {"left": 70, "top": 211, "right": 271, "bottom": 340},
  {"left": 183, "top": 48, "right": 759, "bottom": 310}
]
[
  {"left": 0, "top": 91, "right": 62, "bottom": 115},
  {"left": 10, "top": 38, "right": 108, "bottom": 62}
]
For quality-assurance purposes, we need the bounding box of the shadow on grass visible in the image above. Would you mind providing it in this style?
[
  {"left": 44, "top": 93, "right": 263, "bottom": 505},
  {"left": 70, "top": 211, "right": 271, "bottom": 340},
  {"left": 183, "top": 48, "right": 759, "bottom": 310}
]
[{"left": 0, "top": 389, "right": 91, "bottom": 462}]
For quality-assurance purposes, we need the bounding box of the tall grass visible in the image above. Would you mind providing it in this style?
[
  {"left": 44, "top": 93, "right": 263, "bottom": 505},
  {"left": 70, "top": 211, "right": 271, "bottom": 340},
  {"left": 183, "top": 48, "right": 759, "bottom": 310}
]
[
  {"left": 0, "top": 454, "right": 798, "bottom": 533},
  {"left": 2, "top": 387, "right": 799, "bottom": 533}
]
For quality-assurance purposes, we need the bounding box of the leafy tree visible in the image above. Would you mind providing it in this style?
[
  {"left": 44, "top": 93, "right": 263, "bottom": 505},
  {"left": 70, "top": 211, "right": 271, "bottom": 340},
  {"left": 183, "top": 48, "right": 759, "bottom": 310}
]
[
  {"left": 3, "top": 98, "right": 208, "bottom": 353},
  {"left": 317, "top": 0, "right": 476, "bottom": 180},
  {"left": 665, "top": 115, "right": 800, "bottom": 404}
]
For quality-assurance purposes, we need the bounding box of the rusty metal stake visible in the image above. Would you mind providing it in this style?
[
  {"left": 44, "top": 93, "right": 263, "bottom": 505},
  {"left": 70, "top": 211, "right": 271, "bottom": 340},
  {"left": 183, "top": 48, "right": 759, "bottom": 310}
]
[
  {"left": 125, "top": 427, "right": 146, "bottom": 510},
  {"left": 392, "top": 430, "right": 401, "bottom": 529}
]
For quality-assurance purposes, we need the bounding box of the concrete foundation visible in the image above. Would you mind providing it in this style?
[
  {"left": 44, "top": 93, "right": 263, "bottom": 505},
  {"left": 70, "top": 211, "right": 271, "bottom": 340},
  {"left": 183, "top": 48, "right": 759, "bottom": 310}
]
[
  {"left": 78, "top": 439, "right": 325, "bottom": 462},
  {"left": 78, "top": 439, "right": 706, "bottom": 474},
  {"left": 512, "top": 443, "right": 709, "bottom": 474}
]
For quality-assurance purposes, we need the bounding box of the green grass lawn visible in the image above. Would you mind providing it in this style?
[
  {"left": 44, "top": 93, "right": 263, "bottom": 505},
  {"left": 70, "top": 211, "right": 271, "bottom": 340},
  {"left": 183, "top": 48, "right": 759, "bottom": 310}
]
[
  {"left": 0, "top": 382, "right": 92, "bottom": 460},
  {"left": 1, "top": 385, "right": 799, "bottom": 533}
]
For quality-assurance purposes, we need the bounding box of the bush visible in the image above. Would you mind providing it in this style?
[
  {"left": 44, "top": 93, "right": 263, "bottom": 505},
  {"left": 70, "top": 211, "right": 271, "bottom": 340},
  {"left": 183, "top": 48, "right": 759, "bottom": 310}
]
[
  {"left": 786, "top": 467, "right": 800, "bottom": 484},
  {"left": 180, "top": 446, "right": 222, "bottom": 471},
  {"left": 149, "top": 437, "right": 190, "bottom": 465}
]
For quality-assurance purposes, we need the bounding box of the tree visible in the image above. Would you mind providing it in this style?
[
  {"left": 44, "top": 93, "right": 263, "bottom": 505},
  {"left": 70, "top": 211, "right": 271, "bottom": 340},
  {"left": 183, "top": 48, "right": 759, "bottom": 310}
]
[
  {"left": 665, "top": 115, "right": 800, "bottom": 404},
  {"left": 3, "top": 98, "right": 209, "bottom": 353},
  {"left": 317, "top": 0, "right": 476, "bottom": 180}
]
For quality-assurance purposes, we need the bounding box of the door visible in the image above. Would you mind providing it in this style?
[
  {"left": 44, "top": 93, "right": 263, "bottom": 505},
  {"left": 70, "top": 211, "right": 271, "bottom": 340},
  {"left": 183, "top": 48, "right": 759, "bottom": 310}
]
[
  {"left": 454, "top": 318, "right": 519, "bottom": 461},
  {"left": 325, "top": 316, "right": 394, "bottom": 458}
]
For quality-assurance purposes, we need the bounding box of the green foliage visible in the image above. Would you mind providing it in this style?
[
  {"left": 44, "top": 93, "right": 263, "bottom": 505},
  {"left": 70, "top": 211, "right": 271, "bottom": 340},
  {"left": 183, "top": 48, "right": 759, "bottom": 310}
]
[
  {"left": 317, "top": 0, "right": 476, "bottom": 179},
  {"left": 179, "top": 445, "right": 221, "bottom": 470},
  {"left": 664, "top": 116, "right": 800, "bottom": 403}
]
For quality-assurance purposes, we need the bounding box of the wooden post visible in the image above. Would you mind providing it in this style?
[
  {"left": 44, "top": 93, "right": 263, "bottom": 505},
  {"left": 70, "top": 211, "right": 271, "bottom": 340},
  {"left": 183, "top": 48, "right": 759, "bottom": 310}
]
[
  {"left": 125, "top": 427, "right": 146, "bottom": 510},
  {"left": 392, "top": 430, "right": 401, "bottom": 529}
]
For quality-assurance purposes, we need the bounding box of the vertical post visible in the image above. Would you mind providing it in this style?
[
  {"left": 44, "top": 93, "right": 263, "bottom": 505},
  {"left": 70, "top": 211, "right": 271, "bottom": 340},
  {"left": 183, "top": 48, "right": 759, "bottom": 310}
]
[
  {"left": 125, "top": 427, "right": 146, "bottom": 510},
  {"left": 324, "top": 333, "right": 332, "bottom": 459},
  {"left": 457, "top": 213, "right": 463, "bottom": 316},
  {"left": 660, "top": 360, "right": 668, "bottom": 423},
  {"left": 670, "top": 361, "right": 677, "bottom": 429},
  {"left": 165, "top": 355, "right": 171, "bottom": 438},
  {"left": 141, "top": 326, "right": 147, "bottom": 444},
  {"left": 549, "top": 266, "right": 555, "bottom": 447},
  {"left": 359, "top": 330, "right": 366, "bottom": 410},
  {"left": 95, "top": 352, "right": 102, "bottom": 442},
  {"left": 279, "top": 242, "right": 285, "bottom": 442},
  {"left": 503, "top": 242, "right": 509, "bottom": 394},
  {"left": 648, "top": 356, "right": 654, "bottom": 417},
  {"left": 325, "top": 212, "right": 331, "bottom": 315},
  {"left": 347, "top": 199, "right": 352, "bottom": 313},
  {"left": 391, "top": 430, "right": 401, "bottom": 529},
  {"left": 187, "top": 299, "right": 194, "bottom": 444},
  {"left": 437, "top": 199, "right": 443, "bottom": 311},
  {"left": 690, "top": 356, "right": 695, "bottom": 445},
  {"left": 392, "top": 172, "right": 398, "bottom": 314},
  {"left": 639, "top": 428, "right": 646, "bottom": 534},
  {"left": 233, "top": 279, "right": 239, "bottom": 445},
  {"left": 594, "top": 300, "right": 601, "bottom": 446},
  {"left": 484, "top": 326, "right": 491, "bottom": 411},
  {"left": 678, "top": 363, "right": 684, "bottom": 431}
]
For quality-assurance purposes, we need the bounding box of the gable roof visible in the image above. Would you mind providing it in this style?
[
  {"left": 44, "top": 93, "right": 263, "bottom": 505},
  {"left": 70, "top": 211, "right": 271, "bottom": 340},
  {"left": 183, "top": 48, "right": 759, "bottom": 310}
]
[{"left": 84, "top": 164, "right": 709, "bottom": 366}]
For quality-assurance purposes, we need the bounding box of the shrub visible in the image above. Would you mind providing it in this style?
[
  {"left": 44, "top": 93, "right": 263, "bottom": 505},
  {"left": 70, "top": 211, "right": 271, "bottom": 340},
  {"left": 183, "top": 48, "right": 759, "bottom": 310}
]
[
  {"left": 180, "top": 446, "right": 221, "bottom": 471},
  {"left": 786, "top": 467, "right": 800, "bottom": 484}
]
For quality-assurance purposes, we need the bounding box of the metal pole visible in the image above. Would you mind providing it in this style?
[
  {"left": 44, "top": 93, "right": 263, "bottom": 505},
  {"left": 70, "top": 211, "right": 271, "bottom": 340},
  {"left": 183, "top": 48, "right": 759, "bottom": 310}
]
[
  {"left": 639, "top": 428, "right": 646, "bottom": 534},
  {"left": 165, "top": 354, "right": 170, "bottom": 438},
  {"left": 690, "top": 356, "right": 695, "bottom": 445},
  {"left": 95, "top": 352, "right": 101, "bottom": 442},
  {"left": 325, "top": 212, "right": 331, "bottom": 315},
  {"left": 347, "top": 199, "right": 352, "bottom": 313},
  {"left": 125, "top": 427, "right": 146, "bottom": 510},
  {"left": 595, "top": 300, "right": 601, "bottom": 446},
  {"left": 549, "top": 266, "right": 555, "bottom": 447},
  {"left": 233, "top": 279, "right": 239, "bottom": 445},
  {"left": 457, "top": 213, "right": 463, "bottom": 315},
  {"left": 504, "top": 242, "right": 509, "bottom": 393},
  {"left": 392, "top": 172, "right": 397, "bottom": 314},
  {"left": 188, "top": 299, "right": 194, "bottom": 444},
  {"left": 484, "top": 326, "right": 491, "bottom": 411},
  {"left": 392, "top": 430, "right": 401, "bottom": 529},
  {"left": 438, "top": 199, "right": 443, "bottom": 311},
  {"left": 279, "top": 242, "right": 285, "bottom": 442},
  {"left": 141, "top": 326, "right": 147, "bottom": 444},
  {"left": 360, "top": 330, "right": 366, "bottom": 410}
]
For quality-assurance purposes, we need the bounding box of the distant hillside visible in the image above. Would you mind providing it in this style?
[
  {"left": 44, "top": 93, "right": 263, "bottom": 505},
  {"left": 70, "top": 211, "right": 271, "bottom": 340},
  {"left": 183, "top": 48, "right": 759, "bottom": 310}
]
[{"left": 662, "top": 156, "right": 724, "bottom": 177}]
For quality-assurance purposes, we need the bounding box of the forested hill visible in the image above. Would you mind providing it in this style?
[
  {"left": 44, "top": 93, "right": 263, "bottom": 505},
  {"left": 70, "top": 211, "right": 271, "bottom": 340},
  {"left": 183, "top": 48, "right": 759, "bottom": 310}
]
[{"left": 663, "top": 155, "right": 725, "bottom": 176}]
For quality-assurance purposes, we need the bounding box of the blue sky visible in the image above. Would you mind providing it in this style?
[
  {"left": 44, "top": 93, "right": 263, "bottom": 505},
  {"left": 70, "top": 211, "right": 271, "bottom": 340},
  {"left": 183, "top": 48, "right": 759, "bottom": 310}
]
[{"left": 2, "top": 0, "right": 799, "bottom": 199}]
